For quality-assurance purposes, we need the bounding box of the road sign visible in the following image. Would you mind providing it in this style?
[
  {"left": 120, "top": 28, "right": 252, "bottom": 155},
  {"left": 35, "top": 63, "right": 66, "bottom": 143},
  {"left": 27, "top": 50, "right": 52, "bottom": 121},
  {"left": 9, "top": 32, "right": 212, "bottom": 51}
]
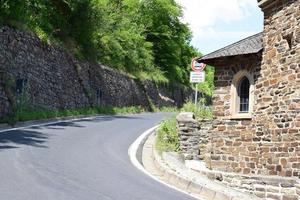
[
  {"left": 190, "top": 71, "right": 205, "bottom": 83},
  {"left": 191, "top": 58, "right": 206, "bottom": 72}
]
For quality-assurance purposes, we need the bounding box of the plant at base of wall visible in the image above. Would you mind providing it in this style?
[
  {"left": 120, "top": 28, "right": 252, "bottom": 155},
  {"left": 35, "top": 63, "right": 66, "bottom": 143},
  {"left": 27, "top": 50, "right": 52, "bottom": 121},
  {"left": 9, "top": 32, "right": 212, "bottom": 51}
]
[{"left": 156, "top": 116, "right": 180, "bottom": 153}]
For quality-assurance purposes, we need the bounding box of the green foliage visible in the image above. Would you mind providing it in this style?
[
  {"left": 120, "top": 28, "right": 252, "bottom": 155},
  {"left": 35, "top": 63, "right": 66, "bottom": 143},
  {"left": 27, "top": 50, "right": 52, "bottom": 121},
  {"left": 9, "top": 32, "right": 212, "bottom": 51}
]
[
  {"left": 196, "top": 65, "right": 215, "bottom": 97},
  {"left": 152, "top": 106, "right": 179, "bottom": 113},
  {"left": 0, "top": 0, "right": 200, "bottom": 85},
  {"left": 140, "top": 0, "right": 199, "bottom": 84},
  {"left": 181, "top": 100, "right": 213, "bottom": 120},
  {"left": 156, "top": 116, "right": 180, "bottom": 153},
  {"left": 0, "top": 106, "right": 144, "bottom": 125}
]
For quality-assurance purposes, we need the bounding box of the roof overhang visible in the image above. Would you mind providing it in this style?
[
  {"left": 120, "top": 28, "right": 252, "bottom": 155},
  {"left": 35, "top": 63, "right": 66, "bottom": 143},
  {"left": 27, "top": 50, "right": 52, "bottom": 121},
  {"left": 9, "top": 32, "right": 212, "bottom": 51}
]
[
  {"left": 258, "top": 0, "right": 273, "bottom": 8},
  {"left": 197, "top": 32, "right": 263, "bottom": 66},
  {"left": 258, "top": 0, "right": 288, "bottom": 10}
]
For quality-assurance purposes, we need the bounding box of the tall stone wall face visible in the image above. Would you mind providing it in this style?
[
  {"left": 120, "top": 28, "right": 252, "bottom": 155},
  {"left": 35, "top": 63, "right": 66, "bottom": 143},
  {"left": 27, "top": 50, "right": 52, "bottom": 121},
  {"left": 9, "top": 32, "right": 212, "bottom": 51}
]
[
  {"left": 0, "top": 82, "right": 10, "bottom": 117},
  {"left": 143, "top": 80, "right": 192, "bottom": 108},
  {"left": 0, "top": 26, "right": 189, "bottom": 119},
  {"left": 253, "top": 0, "right": 300, "bottom": 178},
  {"left": 0, "top": 26, "right": 90, "bottom": 112},
  {"left": 77, "top": 62, "right": 149, "bottom": 108}
]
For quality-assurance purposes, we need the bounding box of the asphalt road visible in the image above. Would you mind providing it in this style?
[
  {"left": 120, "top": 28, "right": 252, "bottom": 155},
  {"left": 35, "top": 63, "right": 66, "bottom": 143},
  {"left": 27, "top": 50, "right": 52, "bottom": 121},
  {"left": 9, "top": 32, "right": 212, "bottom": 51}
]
[{"left": 0, "top": 113, "right": 196, "bottom": 200}]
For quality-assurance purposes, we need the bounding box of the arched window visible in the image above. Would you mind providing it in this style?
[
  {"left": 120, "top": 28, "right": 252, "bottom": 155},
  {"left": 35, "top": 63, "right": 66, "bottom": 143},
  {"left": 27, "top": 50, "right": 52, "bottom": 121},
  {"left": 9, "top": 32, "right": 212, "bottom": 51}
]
[
  {"left": 230, "top": 70, "right": 253, "bottom": 118},
  {"left": 238, "top": 77, "right": 250, "bottom": 113}
]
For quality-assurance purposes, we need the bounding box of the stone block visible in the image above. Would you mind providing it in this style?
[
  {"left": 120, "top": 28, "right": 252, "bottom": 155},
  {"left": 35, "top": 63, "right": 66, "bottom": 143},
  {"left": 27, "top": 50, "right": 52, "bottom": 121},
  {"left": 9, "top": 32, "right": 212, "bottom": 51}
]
[
  {"left": 281, "top": 188, "right": 296, "bottom": 195},
  {"left": 176, "top": 112, "right": 196, "bottom": 123},
  {"left": 199, "top": 187, "right": 216, "bottom": 200},
  {"left": 282, "top": 195, "right": 299, "bottom": 200},
  {"left": 266, "top": 193, "right": 282, "bottom": 200}
]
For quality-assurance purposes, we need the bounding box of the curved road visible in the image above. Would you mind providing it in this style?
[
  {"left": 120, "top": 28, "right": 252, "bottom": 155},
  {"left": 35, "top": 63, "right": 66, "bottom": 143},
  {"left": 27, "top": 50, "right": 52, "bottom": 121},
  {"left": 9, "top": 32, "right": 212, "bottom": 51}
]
[{"left": 0, "top": 113, "right": 196, "bottom": 200}]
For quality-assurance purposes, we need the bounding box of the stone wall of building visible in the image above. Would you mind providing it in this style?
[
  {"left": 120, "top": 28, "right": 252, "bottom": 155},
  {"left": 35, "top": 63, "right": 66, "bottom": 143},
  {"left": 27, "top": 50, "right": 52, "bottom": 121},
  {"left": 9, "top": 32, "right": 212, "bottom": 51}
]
[
  {"left": 252, "top": 0, "right": 300, "bottom": 178},
  {"left": 208, "top": 54, "right": 264, "bottom": 174},
  {"left": 194, "top": 164, "right": 299, "bottom": 200},
  {"left": 202, "top": 0, "right": 300, "bottom": 179},
  {"left": 200, "top": 13, "right": 300, "bottom": 177},
  {"left": 0, "top": 26, "right": 190, "bottom": 119},
  {"left": 176, "top": 110, "right": 300, "bottom": 199}
]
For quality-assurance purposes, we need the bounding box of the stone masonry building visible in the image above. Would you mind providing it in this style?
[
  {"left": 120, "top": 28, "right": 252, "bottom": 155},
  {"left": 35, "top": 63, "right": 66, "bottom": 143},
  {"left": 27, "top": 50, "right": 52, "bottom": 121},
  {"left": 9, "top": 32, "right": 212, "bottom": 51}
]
[
  {"left": 198, "top": 0, "right": 299, "bottom": 178},
  {"left": 177, "top": 0, "right": 299, "bottom": 199}
]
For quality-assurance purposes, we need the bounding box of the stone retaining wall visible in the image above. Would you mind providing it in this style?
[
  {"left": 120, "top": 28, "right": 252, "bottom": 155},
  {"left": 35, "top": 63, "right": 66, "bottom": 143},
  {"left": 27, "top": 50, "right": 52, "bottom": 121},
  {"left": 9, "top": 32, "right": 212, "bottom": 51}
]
[
  {"left": 176, "top": 112, "right": 212, "bottom": 160},
  {"left": 0, "top": 79, "right": 10, "bottom": 117},
  {"left": 0, "top": 26, "right": 191, "bottom": 118}
]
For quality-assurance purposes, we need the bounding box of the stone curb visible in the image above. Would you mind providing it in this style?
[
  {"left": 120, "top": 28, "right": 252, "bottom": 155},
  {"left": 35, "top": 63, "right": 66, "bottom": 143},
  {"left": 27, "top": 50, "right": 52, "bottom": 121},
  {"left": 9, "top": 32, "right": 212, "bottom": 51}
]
[{"left": 143, "top": 130, "right": 261, "bottom": 200}]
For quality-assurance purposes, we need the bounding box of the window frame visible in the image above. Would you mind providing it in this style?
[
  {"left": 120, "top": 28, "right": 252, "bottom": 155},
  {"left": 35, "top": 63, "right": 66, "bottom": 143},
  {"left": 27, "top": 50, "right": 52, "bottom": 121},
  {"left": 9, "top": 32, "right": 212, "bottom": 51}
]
[
  {"left": 238, "top": 77, "right": 250, "bottom": 113},
  {"left": 230, "top": 70, "right": 254, "bottom": 119}
]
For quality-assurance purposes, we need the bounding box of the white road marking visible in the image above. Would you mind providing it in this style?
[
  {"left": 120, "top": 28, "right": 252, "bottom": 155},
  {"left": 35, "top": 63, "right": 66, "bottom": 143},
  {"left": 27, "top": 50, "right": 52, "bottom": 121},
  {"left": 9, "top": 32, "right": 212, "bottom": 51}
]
[{"left": 128, "top": 126, "right": 203, "bottom": 200}]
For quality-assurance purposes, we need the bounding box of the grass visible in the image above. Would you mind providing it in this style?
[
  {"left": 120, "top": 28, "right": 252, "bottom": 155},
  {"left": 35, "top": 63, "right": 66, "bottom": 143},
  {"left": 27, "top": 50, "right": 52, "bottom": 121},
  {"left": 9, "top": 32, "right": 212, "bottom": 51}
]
[
  {"left": 0, "top": 105, "right": 181, "bottom": 125},
  {"left": 156, "top": 116, "right": 180, "bottom": 153},
  {"left": 135, "top": 70, "right": 169, "bottom": 84},
  {"left": 181, "top": 100, "right": 213, "bottom": 120},
  {"left": 152, "top": 106, "right": 179, "bottom": 113},
  {"left": 0, "top": 106, "right": 145, "bottom": 125},
  {"left": 155, "top": 100, "right": 213, "bottom": 153}
]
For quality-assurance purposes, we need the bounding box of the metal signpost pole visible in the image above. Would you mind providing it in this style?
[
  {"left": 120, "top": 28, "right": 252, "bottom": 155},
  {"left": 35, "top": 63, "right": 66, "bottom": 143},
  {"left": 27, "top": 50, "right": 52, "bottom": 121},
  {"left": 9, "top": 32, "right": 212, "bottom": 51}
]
[
  {"left": 195, "top": 84, "right": 198, "bottom": 108},
  {"left": 190, "top": 58, "right": 206, "bottom": 110}
]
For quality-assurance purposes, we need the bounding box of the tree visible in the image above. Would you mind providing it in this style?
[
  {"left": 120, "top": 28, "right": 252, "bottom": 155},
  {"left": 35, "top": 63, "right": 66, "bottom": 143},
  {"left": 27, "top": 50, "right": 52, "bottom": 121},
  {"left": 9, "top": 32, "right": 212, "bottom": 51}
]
[
  {"left": 0, "top": 0, "right": 201, "bottom": 85},
  {"left": 140, "top": 0, "right": 199, "bottom": 84}
]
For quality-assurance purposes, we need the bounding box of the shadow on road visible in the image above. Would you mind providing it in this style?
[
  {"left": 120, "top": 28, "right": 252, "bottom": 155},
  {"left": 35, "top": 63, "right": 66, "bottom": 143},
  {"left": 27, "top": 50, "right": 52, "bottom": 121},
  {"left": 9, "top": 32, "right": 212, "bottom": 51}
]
[
  {"left": 0, "top": 114, "right": 144, "bottom": 151},
  {"left": 73, "top": 115, "right": 143, "bottom": 123},
  {"left": 0, "top": 129, "right": 48, "bottom": 150},
  {"left": 44, "top": 121, "right": 85, "bottom": 128}
]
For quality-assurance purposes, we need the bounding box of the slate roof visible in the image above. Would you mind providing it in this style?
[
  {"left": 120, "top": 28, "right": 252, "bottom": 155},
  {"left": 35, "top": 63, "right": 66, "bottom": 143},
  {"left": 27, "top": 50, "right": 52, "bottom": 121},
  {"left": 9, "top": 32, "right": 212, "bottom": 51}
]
[
  {"left": 257, "top": 0, "right": 272, "bottom": 8},
  {"left": 198, "top": 32, "right": 263, "bottom": 62}
]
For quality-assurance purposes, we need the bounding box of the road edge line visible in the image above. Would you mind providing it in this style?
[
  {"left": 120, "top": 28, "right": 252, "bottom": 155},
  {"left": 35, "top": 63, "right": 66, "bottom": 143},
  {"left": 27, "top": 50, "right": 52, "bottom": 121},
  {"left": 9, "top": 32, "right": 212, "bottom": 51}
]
[{"left": 128, "top": 125, "right": 202, "bottom": 200}]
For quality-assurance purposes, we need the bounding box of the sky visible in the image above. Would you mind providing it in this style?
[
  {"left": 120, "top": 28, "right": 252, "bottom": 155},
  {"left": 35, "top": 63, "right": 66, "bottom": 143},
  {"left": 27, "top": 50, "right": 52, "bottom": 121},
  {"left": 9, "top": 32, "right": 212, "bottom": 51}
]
[{"left": 175, "top": 0, "right": 264, "bottom": 55}]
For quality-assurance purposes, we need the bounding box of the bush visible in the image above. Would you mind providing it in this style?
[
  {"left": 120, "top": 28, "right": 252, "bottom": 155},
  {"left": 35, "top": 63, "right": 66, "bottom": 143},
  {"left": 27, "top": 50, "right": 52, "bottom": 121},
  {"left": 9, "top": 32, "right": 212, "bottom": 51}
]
[
  {"left": 156, "top": 116, "right": 180, "bottom": 153},
  {"left": 181, "top": 100, "right": 213, "bottom": 120}
]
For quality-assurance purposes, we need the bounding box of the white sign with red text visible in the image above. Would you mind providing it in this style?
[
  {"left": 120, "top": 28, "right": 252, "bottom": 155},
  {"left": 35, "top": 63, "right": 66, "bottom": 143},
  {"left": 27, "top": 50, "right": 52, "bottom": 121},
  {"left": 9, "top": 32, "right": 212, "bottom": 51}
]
[{"left": 190, "top": 71, "right": 205, "bottom": 83}]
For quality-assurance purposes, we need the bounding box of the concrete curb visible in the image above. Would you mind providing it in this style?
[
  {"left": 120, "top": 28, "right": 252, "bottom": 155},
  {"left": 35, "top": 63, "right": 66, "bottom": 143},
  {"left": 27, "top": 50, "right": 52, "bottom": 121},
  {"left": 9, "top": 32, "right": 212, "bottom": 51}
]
[
  {"left": 150, "top": 136, "right": 250, "bottom": 200},
  {"left": 128, "top": 126, "right": 204, "bottom": 200},
  {"left": 128, "top": 125, "right": 159, "bottom": 174},
  {"left": 130, "top": 126, "right": 261, "bottom": 200}
]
